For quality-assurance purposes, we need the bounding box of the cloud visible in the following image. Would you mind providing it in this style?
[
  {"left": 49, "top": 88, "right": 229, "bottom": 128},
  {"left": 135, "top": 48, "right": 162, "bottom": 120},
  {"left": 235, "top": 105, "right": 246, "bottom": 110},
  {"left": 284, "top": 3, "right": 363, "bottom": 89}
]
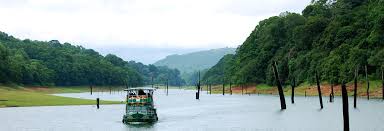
[{"left": 0, "top": 0, "right": 310, "bottom": 63}]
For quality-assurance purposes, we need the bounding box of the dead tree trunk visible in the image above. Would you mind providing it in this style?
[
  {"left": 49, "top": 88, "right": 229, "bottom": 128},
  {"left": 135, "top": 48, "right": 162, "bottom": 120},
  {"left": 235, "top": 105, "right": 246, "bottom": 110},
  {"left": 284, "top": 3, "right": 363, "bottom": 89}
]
[
  {"left": 196, "top": 83, "right": 200, "bottom": 99},
  {"left": 365, "top": 65, "right": 370, "bottom": 100},
  {"left": 331, "top": 81, "right": 334, "bottom": 102},
  {"left": 196, "top": 71, "right": 201, "bottom": 99},
  {"left": 272, "top": 62, "right": 286, "bottom": 110},
  {"left": 291, "top": 77, "right": 295, "bottom": 104},
  {"left": 241, "top": 85, "right": 244, "bottom": 95},
  {"left": 96, "top": 98, "right": 100, "bottom": 109},
  {"left": 329, "top": 81, "right": 334, "bottom": 103},
  {"left": 166, "top": 80, "right": 169, "bottom": 96},
  {"left": 382, "top": 67, "right": 384, "bottom": 100},
  {"left": 196, "top": 83, "right": 200, "bottom": 100},
  {"left": 354, "top": 68, "right": 358, "bottom": 108},
  {"left": 222, "top": 80, "right": 225, "bottom": 96},
  {"left": 341, "top": 83, "right": 350, "bottom": 131},
  {"left": 229, "top": 82, "right": 232, "bottom": 95},
  {"left": 316, "top": 71, "right": 323, "bottom": 109},
  {"left": 305, "top": 90, "right": 307, "bottom": 97},
  {"left": 90, "top": 85, "right": 93, "bottom": 95},
  {"left": 209, "top": 84, "right": 212, "bottom": 95}
]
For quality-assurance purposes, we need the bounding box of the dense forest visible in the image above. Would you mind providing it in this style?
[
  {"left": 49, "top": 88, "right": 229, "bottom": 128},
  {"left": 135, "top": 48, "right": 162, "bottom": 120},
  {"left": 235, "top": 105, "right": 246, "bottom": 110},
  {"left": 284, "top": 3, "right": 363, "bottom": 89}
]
[
  {"left": 0, "top": 32, "right": 184, "bottom": 87},
  {"left": 203, "top": 0, "right": 384, "bottom": 86},
  {"left": 154, "top": 48, "right": 235, "bottom": 85},
  {"left": 202, "top": 54, "right": 235, "bottom": 85}
]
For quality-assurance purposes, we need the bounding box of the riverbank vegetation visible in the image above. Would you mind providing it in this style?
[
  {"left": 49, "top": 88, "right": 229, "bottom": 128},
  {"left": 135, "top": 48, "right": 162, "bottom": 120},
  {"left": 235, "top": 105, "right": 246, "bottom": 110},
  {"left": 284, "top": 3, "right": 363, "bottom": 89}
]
[
  {"left": 0, "top": 85, "right": 121, "bottom": 108},
  {"left": 203, "top": 0, "right": 384, "bottom": 89},
  {"left": 208, "top": 80, "right": 383, "bottom": 98}
]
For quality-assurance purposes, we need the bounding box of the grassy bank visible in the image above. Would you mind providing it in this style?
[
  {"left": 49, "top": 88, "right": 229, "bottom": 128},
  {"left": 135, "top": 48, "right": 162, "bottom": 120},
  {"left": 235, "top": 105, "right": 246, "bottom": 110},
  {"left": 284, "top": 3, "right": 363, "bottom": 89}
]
[
  {"left": 0, "top": 85, "right": 123, "bottom": 108},
  {"left": 207, "top": 80, "right": 384, "bottom": 99}
]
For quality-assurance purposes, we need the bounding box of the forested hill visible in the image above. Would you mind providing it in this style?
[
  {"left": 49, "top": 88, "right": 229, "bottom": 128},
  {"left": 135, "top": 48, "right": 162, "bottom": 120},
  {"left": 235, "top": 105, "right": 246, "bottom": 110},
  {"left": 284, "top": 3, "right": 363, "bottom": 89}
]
[
  {"left": 0, "top": 32, "right": 184, "bottom": 86},
  {"left": 154, "top": 48, "right": 236, "bottom": 74},
  {"left": 203, "top": 0, "right": 384, "bottom": 85}
]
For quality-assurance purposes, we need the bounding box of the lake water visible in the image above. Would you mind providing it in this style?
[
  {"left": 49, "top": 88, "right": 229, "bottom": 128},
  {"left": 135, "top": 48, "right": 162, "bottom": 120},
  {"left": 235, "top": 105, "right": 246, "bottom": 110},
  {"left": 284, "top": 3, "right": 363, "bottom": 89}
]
[{"left": 1, "top": 89, "right": 384, "bottom": 131}]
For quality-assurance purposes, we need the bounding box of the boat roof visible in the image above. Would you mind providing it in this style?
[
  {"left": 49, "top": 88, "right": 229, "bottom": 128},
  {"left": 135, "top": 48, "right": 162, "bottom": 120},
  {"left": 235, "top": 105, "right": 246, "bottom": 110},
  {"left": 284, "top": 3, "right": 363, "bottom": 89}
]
[{"left": 124, "top": 87, "right": 156, "bottom": 91}]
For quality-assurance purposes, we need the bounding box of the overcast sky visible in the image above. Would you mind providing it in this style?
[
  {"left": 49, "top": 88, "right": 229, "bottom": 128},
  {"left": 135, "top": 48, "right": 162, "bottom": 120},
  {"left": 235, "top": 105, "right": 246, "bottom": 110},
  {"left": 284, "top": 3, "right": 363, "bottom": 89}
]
[{"left": 0, "top": 0, "right": 310, "bottom": 64}]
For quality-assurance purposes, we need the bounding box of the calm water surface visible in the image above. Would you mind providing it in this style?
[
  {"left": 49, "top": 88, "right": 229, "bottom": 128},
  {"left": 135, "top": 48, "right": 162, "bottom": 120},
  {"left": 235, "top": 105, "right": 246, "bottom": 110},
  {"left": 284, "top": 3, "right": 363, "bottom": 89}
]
[{"left": 1, "top": 89, "right": 384, "bottom": 131}]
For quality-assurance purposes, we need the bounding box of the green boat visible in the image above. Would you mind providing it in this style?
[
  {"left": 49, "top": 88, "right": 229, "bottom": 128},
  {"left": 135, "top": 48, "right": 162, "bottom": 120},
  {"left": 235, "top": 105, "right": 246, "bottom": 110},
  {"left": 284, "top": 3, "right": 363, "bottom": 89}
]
[{"left": 122, "top": 88, "right": 158, "bottom": 124}]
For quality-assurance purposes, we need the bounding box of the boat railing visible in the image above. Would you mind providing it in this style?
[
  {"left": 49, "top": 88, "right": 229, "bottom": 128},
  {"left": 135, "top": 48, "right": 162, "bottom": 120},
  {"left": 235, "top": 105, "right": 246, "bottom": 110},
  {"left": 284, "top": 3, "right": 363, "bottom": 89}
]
[{"left": 127, "top": 95, "right": 153, "bottom": 104}]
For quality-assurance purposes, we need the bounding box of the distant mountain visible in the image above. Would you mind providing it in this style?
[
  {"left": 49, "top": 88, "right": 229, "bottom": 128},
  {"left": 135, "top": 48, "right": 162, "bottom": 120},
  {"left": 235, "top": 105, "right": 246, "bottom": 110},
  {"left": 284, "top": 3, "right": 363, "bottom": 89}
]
[{"left": 154, "top": 48, "right": 236, "bottom": 74}]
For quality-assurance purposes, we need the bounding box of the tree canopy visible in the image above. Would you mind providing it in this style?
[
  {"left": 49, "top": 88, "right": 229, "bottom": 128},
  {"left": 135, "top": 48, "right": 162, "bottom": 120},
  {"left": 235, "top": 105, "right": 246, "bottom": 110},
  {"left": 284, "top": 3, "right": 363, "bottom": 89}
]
[
  {"left": 0, "top": 32, "right": 184, "bottom": 86},
  {"left": 204, "top": 0, "right": 384, "bottom": 86}
]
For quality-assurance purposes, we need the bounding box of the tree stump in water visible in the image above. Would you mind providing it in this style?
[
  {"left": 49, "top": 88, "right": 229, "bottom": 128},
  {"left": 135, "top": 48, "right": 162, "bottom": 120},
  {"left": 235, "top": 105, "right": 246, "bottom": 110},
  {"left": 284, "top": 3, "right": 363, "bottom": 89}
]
[
  {"left": 166, "top": 79, "right": 169, "bottom": 96},
  {"left": 305, "top": 90, "right": 307, "bottom": 97},
  {"left": 272, "top": 62, "right": 286, "bottom": 110},
  {"left": 316, "top": 72, "right": 323, "bottom": 109},
  {"left": 354, "top": 68, "right": 358, "bottom": 108},
  {"left": 90, "top": 85, "right": 93, "bottom": 95},
  {"left": 196, "top": 92, "right": 199, "bottom": 100},
  {"left": 330, "top": 81, "right": 334, "bottom": 103},
  {"left": 96, "top": 98, "right": 100, "bottom": 109},
  {"left": 365, "top": 65, "right": 370, "bottom": 100},
  {"left": 382, "top": 67, "right": 384, "bottom": 100},
  {"left": 291, "top": 77, "right": 295, "bottom": 104},
  {"left": 209, "top": 84, "right": 212, "bottom": 95},
  {"left": 222, "top": 83, "right": 225, "bottom": 96},
  {"left": 341, "top": 83, "right": 350, "bottom": 131}
]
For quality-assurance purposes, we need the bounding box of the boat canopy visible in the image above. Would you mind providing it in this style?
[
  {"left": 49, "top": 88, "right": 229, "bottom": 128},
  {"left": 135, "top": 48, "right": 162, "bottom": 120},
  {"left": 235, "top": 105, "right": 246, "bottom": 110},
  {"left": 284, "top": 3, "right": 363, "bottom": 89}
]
[{"left": 124, "top": 88, "right": 156, "bottom": 91}]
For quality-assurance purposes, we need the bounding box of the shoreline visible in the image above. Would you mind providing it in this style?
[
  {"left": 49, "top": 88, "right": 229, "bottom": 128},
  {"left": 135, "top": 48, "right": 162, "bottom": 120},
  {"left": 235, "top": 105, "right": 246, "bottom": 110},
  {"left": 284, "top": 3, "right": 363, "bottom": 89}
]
[
  {"left": 205, "top": 80, "right": 384, "bottom": 99},
  {"left": 0, "top": 86, "right": 123, "bottom": 108}
]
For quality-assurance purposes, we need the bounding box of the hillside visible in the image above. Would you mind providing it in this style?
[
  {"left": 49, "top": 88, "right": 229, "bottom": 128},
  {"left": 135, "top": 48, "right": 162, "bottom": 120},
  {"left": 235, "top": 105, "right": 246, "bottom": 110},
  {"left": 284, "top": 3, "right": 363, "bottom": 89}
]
[
  {"left": 154, "top": 48, "right": 236, "bottom": 74},
  {"left": 0, "top": 32, "right": 184, "bottom": 86},
  {"left": 203, "top": 0, "right": 384, "bottom": 85}
]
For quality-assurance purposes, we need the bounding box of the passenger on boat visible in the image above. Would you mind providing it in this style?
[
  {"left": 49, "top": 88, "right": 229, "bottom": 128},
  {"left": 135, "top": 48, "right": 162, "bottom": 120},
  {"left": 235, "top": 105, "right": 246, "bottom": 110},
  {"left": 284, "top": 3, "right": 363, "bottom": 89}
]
[{"left": 138, "top": 89, "right": 145, "bottom": 95}]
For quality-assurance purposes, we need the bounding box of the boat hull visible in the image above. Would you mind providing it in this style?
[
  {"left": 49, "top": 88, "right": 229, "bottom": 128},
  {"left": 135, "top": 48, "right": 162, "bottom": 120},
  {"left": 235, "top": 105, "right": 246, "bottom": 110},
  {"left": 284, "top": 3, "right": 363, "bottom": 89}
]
[{"left": 122, "top": 112, "right": 158, "bottom": 123}]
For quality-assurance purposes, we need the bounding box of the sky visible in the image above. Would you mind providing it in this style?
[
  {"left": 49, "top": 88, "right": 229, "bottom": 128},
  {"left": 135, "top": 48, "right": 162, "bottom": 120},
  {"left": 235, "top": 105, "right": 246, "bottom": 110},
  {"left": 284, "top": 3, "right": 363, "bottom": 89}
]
[{"left": 0, "top": 0, "right": 310, "bottom": 64}]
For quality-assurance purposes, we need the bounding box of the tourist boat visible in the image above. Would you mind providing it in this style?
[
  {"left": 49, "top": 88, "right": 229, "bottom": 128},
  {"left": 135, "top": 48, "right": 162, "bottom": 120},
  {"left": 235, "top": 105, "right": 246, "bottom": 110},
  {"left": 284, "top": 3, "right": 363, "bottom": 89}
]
[{"left": 122, "top": 88, "right": 158, "bottom": 124}]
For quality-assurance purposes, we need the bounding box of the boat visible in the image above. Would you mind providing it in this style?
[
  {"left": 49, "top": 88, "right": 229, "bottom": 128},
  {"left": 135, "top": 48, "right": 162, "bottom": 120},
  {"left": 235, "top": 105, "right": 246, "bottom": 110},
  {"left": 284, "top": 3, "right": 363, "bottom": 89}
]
[{"left": 122, "top": 88, "right": 158, "bottom": 124}]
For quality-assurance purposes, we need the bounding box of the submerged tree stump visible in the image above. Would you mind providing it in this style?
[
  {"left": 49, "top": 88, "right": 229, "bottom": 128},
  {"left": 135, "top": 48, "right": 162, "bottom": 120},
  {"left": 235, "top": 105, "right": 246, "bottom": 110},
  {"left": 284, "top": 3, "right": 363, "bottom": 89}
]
[
  {"left": 330, "top": 80, "right": 334, "bottom": 103},
  {"left": 196, "top": 83, "right": 200, "bottom": 100},
  {"left": 90, "top": 85, "right": 93, "bottom": 95},
  {"left": 196, "top": 72, "right": 200, "bottom": 99},
  {"left": 222, "top": 83, "right": 225, "bottom": 96},
  {"left": 316, "top": 72, "right": 323, "bottom": 109},
  {"left": 365, "top": 65, "right": 370, "bottom": 100},
  {"left": 341, "top": 83, "right": 350, "bottom": 131},
  {"left": 96, "top": 98, "right": 100, "bottom": 109},
  {"left": 382, "top": 67, "right": 384, "bottom": 100},
  {"left": 305, "top": 90, "right": 307, "bottom": 97},
  {"left": 209, "top": 84, "right": 212, "bottom": 95},
  {"left": 272, "top": 62, "right": 286, "bottom": 110},
  {"left": 354, "top": 68, "right": 358, "bottom": 108},
  {"left": 166, "top": 80, "right": 169, "bottom": 96},
  {"left": 291, "top": 77, "right": 295, "bottom": 104}
]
